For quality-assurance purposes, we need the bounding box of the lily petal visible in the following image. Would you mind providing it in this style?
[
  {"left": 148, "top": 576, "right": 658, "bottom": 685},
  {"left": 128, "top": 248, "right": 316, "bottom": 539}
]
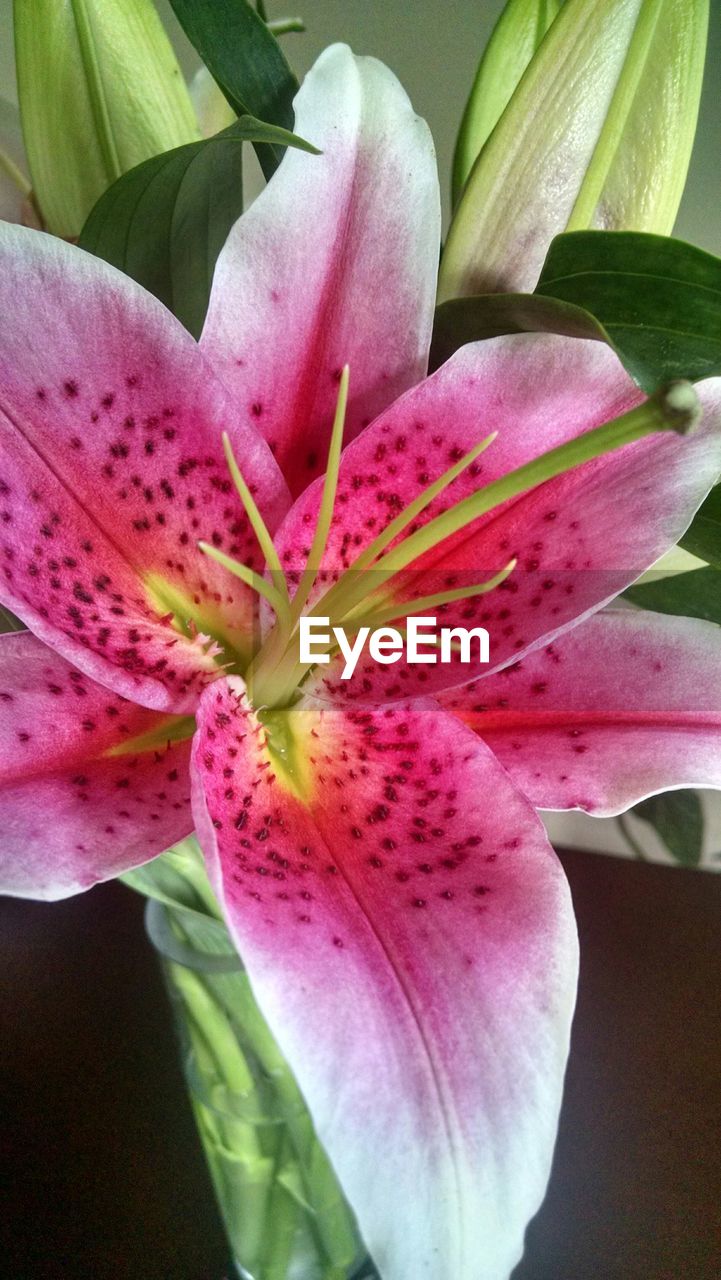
[
  {"left": 0, "top": 223, "right": 289, "bottom": 711},
  {"left": 274, "top": 335, "right": 720, "bottom": 700},
  {"left": 0, "top": 631, "right": 193, "bottom": 899},
  {"left": 191, "top": 678, "right": 578, "bottom": 1280},
  {"left": 442, "top": 607, "right": 721, "bottom": 817},
  {"left": 200, "top": 43, "right": 441, "bottom": 496}
]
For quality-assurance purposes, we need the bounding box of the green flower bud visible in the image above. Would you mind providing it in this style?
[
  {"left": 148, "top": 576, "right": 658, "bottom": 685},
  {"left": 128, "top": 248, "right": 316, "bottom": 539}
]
[
  {"left": 14, "top": 0, "right": 201, "bottom": 238},
  {"left": 440, "top": 0, "right": 709, "bottom": 301},
  {"left": 452, "top": 0, "right": 561, "bottom": 207},
  {"left": 188, "top": 66, "right": 236, "bottom": 140}
]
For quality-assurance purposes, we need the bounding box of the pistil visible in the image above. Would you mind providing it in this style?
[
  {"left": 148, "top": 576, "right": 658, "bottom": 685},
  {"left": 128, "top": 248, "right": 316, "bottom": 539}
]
[{"left": 202, "top": 377, "right": 700, "bottom": 711}]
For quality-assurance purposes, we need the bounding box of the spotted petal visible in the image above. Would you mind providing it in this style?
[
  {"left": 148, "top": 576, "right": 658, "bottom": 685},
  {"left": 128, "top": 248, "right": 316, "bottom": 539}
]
[
  {"left": 442, "top": 607, "right": 721, "bottom": 817},
  {"left": 273, "top": 335, "right": 721, "bottom": 701},
  {"left": 0, "top": 223, "right": 289, "bottom": 712},
  {"left": 191, "top": 678, "right": 578, "bottom": 1280},
  {"left": 0, "top": 631, "right": 193, "bottom": 900},
  {"left": 200, "top": 43, "right": 441, "bottom": 496}
]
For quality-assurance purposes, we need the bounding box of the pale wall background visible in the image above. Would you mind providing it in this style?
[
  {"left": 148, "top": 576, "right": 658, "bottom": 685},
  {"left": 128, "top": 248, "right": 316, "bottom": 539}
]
[{"left": 1, "top": 0, "right": 720, "bottom": 861}]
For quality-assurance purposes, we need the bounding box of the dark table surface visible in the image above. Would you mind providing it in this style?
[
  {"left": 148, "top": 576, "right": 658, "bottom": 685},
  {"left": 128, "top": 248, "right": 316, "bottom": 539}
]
[{"left": 1, "top": 846, "right": 720, "bottom": 1280}]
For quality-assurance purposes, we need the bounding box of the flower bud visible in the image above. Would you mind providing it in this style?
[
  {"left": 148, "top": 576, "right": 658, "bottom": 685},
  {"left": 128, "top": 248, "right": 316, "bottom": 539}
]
[
  {"left": 440, "top": 0, "right": 709, "bottom": 301},
  {"left": 452, "top": 0, "right": 561, "bottom": 207},
  {"left": 14, "top": 0, "right": 201, "bottom": 238},
  {"left": 188, "top": 67, "right": 236, "bottom": 140}
]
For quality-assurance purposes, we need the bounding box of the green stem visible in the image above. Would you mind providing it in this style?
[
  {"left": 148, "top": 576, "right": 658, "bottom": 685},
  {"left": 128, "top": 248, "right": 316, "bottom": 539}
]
[
  {"left": 170, "top": 962, "right": 256, "bottom": 1095},
  {"left": 173, "top": 935, "right": 362, "bottom": 1274},
  {"left": 164, "top": 839, "right": 225, "bottom": 916},
  {"left": 259, "top": 1133, "right": 303, "bottom": 1279},
  {"left": 268, "top": 16, "right": 306, "bottom": 35},
  {"left": 139, "top": 851, "right": 364, "bottom": 1278}
]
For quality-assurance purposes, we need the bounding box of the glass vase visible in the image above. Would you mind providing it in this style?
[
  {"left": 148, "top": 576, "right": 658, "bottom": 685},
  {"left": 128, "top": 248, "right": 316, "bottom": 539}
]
[{"left": 136, "top": 843, "right": 376, "bottom": 1280}]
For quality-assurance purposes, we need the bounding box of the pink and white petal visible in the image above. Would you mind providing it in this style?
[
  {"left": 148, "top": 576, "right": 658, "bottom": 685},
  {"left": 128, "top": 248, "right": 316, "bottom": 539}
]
[
  {"left": 192, "top": 679, "right": 578, "bottom": 1280},
  {"left": 0, "top": 222, "right": 289, "bottom": 711},
  {"left": 441, "top": 607, "right": 721, "bottom": 818},
  {"left": 280, "top": 347, "right": 721, "bottom": 701},
  {"left": 200, "top": 43, "right": 441, "bottom": 496},
  {"left": 0, "top": 631, "right": 193, "bottom": 899}
]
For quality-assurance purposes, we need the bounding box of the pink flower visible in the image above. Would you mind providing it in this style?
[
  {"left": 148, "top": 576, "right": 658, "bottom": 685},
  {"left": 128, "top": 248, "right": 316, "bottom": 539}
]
[{"left": 1, "top": 45, "right": 720, "bottom": 1280}]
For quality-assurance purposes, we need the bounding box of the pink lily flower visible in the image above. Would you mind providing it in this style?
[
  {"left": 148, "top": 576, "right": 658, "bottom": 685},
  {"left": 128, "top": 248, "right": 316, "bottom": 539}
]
[{"left": 2, "top": 44, "right": 721, "bottom": 1280}]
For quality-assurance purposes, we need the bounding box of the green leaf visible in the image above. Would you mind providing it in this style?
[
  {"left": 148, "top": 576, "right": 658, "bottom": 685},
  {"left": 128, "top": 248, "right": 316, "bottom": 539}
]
[
  {"left": 168, "top": 0, "right": 298, "bottom": 177},
  {"left": 536, "top": 230, "right": 721, "bottom": 392},
  {"left": 632, "top": 791, "right": 704, "bottom": 867},
  {"left": 79, "top": 116, "right": 318, "bottom": 338},
  {"left": 679, "top": 486, "right": 721, "bottom": 565},
  {"left": 625, "top": 567, "right": 721, "bottom": 624},
  {"left": 432, "top": 230, "right": 721, "bottom": 394},
  {"left": 429, "top": 291, "right": 610, "bottom": 373},
  {"left": 452, "top": 0, "right": 561, "bottom": 207}
]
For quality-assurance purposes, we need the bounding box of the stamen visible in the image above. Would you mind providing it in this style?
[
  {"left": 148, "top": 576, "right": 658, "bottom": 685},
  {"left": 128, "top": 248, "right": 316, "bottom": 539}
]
[
  {"left": 222, "top": 432, "right": 290, "bottom": 603},
  {"left": 243, "top": 370, "right": 349, "bottom": 699},
  {"left": 343, "top": 560, "right": 516, "bottom": 630},
  {"left": 317, "top": 431, "right": 497, "bottom": 622},
  {"left": 144, "top": 571, "right": 245, "bottom": 660},
  {"left": 289, "top": 365, "right": 349, "bottom": 624},
  {"left": 251, "top": 563, "right": 516, "bottom": 705},
  {"left": 326, "top": 381, "right": 701, "bottom": 616},
  {"left": 244, "top": 381, "right": 699, "bottom": 709},
  {"left": 198, "top": 542, "right": 291, "bottom": 628}
]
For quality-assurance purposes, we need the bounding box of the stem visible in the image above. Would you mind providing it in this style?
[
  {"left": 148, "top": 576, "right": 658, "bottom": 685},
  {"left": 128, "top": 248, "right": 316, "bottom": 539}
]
[
  {"left": 141, "top": 871, "right": 365, "bottom": 1278},
  {"left": 268, "top": 17, "right": 306, "bottom": 35},
  {"left": 170, "top": 963, "right": 256, "bottom": 1095},
  {"left": 258, "top": 1134, "right": 302, "bottom": 1280},
  {"left": 165, "top": 838, "right": 225, "bottom": 916}
]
